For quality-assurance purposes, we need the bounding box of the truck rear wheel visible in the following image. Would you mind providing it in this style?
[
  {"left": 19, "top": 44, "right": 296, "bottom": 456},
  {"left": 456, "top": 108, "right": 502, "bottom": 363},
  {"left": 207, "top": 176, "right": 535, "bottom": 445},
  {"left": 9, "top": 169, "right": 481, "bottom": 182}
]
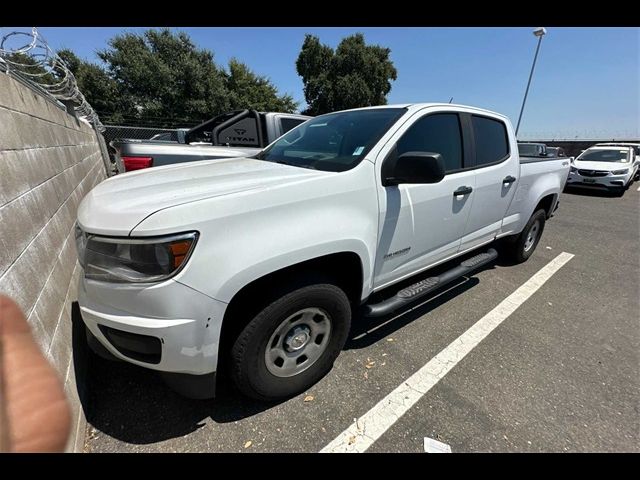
[
  {"left": 504, "top": 209, "right": 546, "bottom": 264},
  {"left": 230, "top": 283, "right": 351, "bottom": 401}
]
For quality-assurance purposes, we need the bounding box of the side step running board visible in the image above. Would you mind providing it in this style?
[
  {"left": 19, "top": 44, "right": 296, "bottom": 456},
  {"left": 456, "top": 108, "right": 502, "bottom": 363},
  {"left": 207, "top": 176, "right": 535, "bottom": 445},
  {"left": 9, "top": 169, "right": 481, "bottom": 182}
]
[{"left": 363, "top": 248, "right": 498, "bottom": 317}]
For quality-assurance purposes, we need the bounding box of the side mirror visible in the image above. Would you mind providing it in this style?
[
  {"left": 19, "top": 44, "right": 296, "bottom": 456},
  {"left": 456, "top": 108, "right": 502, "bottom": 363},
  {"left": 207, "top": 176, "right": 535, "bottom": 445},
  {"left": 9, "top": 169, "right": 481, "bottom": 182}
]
[{"left": 383, "top": 152, "right": 446, "bottom": 186}]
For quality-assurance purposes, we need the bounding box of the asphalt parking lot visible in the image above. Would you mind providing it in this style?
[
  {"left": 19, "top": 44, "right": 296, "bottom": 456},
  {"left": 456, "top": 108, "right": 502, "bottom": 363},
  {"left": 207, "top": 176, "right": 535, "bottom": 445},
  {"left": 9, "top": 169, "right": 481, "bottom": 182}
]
[{"left": 82, "top": 184, "right": 639, "bottom": 453}]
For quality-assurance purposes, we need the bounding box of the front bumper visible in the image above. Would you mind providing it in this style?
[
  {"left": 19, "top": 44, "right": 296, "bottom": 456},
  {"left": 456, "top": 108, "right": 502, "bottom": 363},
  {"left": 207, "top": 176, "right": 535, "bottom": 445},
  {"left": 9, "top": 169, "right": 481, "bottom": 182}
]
[
  {"left": 565, "top": 171, "right": 631, "bottom": 190},
  {"left": 78, "top": 275, "right": 227, "bottom": 375}
]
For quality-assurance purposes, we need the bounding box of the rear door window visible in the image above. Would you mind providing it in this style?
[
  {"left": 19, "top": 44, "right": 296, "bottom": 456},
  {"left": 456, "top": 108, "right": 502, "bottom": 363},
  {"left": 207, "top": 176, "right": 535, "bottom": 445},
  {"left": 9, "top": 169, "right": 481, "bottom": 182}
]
[
  {"left": 473, "top": 116, "right": 510, "bottom": 166},
  {"left": 279, "top": 117, "right": 307, "bottom": 136}
]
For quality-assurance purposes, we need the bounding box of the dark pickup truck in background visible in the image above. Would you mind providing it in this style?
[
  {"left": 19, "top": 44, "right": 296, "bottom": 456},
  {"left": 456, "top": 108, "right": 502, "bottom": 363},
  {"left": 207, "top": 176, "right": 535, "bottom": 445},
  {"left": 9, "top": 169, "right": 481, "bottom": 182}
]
[
  {"left": 518, "top": 142, "right": 551, "bottom": 158},
  {"left": 518, "top": 142, "right": 572, "bottom": 161},
  {"left": 546, "top": 146, "right": 567, "bottom": 157},
  {"left": 111, "top": 110, "right": 311, "bottom": 172}
]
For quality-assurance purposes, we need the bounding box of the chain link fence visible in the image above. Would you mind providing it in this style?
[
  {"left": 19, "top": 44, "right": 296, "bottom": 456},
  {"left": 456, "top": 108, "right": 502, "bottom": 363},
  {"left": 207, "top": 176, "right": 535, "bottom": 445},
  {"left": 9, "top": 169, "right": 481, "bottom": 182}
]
[
  {"left": 526, "top": 139, "right": 640, "bottom": 158},
  {"left": 103, "top": 125, "right": 183, "bottom": 143},
  {"left": 101, "top": 125, "right": 184, "bottom": 164},
  {"left": 519, "top": 130, "right": 640, "bottom": 142}
]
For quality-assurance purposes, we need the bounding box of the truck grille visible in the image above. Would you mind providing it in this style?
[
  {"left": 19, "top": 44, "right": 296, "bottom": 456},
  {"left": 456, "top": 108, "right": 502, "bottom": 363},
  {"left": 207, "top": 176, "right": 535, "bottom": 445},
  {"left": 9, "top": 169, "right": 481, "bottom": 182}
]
[{"left": 578, "top": 169, "right": 609, "bottom": 177}]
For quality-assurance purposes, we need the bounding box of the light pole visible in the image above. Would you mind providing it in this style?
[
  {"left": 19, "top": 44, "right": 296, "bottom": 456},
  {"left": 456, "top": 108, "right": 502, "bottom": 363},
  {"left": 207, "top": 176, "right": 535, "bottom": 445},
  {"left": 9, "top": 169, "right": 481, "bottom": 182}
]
[{"left": 515, "top": 27, "right": 546, "bottom": 137}]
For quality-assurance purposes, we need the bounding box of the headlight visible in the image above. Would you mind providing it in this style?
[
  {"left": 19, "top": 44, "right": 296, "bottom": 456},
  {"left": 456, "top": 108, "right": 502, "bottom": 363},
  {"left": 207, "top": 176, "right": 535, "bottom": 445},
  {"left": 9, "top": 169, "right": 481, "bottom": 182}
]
[
  {"left": 75, "top": 223, "right": 88, "bottom": 268},
  {"left": 570, "top": 166, "right": 578, "bottom": 173},
  {"left": 75, "top": 227, "right": 198, "bottom": 283},
  {"left": 612, "top": 168, "right": 629, "bottom": 175}
]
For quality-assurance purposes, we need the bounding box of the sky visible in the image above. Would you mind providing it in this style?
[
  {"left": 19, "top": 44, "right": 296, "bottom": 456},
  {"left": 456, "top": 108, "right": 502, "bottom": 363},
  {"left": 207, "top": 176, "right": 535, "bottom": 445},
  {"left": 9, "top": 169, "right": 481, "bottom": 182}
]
[{"left": 16, "top": 27, "right": 640, "bottom": 139}]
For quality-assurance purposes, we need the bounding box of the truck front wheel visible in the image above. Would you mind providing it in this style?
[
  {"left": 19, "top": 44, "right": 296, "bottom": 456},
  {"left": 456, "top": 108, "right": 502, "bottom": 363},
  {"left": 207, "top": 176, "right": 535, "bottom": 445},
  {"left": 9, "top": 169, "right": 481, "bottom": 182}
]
[
  {"left": 230, "top": 283, "right": 351, "bottom": 401},
  {"left": 503, "top": 209, "right": 547, "bottom": 264}
]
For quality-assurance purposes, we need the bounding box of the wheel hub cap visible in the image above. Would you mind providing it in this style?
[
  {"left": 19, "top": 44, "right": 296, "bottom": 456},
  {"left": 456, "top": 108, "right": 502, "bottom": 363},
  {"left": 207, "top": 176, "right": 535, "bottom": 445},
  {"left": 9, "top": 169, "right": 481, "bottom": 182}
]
[
  {"left": 264, "top": 307, "right": 332, "bottom": 378},
  {"left": 285, "top": 326, "right": 311, "bottom": 351},
  {"left": 524, "top": 220, "right": 540, "bottom": 252}
]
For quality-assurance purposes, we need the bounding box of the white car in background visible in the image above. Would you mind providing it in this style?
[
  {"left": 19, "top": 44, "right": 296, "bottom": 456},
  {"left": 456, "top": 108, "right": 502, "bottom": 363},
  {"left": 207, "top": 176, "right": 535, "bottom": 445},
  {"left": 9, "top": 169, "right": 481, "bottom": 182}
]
[
  {"left": 595, "top": 143, "right": 640, "bottom": 179},
  {"left": 566, "top": 146, "right": 638, "bottom": 194}
]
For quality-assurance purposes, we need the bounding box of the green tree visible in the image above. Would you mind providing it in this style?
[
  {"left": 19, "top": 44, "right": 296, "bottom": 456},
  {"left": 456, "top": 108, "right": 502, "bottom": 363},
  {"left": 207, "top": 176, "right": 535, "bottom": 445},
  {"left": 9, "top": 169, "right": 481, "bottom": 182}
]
[
  {"left": 223, "top": 58, "right": 297, "bottom": 113},
  {"left": 96, "top": 29, "right": 230, "bottom": 127},
  {"left": 3, "top": 52, "right": 56, "bottom": 85},
  {"left": 78, "top": 28, "right": 298, "bottom": 127},
  {"left": 57, "top": 49, "right": 125, "bottom": 123},
  {"left": 6, "top": 29, "right": 298, "bottom": 127},
  {"left": 296, "top": 33, "right": 397, "bottom": 115}
]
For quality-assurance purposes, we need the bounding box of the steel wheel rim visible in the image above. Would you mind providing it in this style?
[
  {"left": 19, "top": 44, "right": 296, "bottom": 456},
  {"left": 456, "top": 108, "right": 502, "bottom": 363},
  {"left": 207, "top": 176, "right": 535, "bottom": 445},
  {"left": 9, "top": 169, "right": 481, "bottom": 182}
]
[
  {"left": 524, "top": 220, "right": 540, "bottom": 252},
  {"left": 264, "top": 307, "right": 332, "bottom": 378}
]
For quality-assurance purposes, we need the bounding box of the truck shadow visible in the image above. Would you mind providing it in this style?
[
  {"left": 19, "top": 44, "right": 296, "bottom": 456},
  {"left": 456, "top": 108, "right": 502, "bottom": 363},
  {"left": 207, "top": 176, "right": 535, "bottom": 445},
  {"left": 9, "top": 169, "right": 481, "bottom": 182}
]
[
  {"left": 73, "top": 304, "right": 281, "bottom": 445},
  {"left": 81, "top": 351, "right": 282, "bottom": 445},
  {"left": 75, "top": 254, "right": 491, "bottom": 446}
]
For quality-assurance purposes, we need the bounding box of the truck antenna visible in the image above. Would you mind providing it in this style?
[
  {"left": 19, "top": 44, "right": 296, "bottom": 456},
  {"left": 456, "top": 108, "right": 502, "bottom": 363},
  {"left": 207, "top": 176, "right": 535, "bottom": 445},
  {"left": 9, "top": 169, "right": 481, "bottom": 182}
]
[{"left": 448, "top": 97, "right": 453, "bottom": 104}]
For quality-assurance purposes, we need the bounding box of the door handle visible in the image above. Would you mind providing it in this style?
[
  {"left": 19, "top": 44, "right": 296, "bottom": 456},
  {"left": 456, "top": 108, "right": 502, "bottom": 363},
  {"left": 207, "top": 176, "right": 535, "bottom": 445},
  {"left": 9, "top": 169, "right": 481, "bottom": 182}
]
[
  {"left": 503, "top": 175, "right": 517, "bottom": 184},
  {"left": 453, "top": 186, "right": 473, "bottom": 196}
]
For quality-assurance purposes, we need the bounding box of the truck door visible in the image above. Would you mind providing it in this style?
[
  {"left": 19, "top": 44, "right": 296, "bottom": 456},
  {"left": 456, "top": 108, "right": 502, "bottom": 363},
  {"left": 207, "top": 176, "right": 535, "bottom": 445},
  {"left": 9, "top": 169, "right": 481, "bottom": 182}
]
[
  {"left": 373, "top": 110, "right": 476, "bottom": 290},
  {"left": 458, "top": 114, "right": 518, "bottom": 252}
]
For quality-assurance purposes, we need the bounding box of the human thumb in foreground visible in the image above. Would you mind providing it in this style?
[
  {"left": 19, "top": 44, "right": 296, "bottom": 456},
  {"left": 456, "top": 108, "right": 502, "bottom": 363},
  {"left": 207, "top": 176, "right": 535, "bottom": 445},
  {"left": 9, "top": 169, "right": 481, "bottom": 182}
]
[{"left": 0, "top": 294, "right": 71, "bottom": 452}]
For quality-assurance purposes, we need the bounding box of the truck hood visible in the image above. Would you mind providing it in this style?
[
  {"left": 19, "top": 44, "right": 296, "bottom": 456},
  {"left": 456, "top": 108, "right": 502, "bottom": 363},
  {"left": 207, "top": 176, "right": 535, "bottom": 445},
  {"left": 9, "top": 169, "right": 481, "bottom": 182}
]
[
  {"left": 78, "top": 158, "right": 326, "bottom": 236},
  {"left": 573, "top": 160, "right": 631, "bottom": 172}
]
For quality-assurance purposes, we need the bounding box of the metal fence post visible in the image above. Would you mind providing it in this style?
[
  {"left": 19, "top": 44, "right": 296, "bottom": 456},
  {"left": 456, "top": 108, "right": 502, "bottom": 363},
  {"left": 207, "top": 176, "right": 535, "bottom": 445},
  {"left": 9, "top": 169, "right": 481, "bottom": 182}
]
[{"left": 92, "top": 122, "right": 121, "bottom": 176}]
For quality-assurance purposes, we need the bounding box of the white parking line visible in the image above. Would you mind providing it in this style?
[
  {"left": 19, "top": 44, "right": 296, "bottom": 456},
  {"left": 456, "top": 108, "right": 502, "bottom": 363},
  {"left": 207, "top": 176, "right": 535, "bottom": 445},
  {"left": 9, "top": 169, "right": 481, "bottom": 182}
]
[{"left": 320, "top": 251, "right": 574, "bottom": 453}]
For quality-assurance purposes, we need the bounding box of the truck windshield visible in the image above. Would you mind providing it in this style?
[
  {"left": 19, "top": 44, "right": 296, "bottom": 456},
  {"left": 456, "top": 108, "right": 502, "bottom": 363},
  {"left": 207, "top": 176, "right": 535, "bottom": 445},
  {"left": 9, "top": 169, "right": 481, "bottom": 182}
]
[
  {"left": 256, "top": 108, "right": 406, "bottom": 172},
  {"left": 579, "top": 150, "right": 629, "bottom": 162}
]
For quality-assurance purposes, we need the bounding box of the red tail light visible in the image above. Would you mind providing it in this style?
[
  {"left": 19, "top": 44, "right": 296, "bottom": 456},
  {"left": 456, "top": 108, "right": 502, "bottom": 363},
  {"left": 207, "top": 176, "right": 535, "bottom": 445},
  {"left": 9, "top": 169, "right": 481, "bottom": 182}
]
[{"left": 122, "top": 156, "right": 153, "bottom": 172}]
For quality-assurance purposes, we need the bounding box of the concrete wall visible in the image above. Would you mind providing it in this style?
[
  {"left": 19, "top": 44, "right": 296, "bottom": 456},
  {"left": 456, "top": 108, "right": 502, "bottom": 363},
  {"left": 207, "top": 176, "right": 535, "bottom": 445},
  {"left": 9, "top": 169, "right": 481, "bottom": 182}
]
[{"left": 0, "top": 72, "right": 107, "bottom": 452}]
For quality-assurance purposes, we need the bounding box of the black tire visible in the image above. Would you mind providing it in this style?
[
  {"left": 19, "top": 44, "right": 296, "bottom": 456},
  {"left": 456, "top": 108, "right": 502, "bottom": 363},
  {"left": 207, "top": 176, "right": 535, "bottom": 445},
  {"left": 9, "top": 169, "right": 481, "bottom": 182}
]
[
  {"left": 503, "top": 209, "right": 547, "bottom": 264},
  {"left": 613, "top": 187, "right": 626, "bottom": 197},
  {"left": 230, "top": 282, "right": 351, "bottom": 401}
]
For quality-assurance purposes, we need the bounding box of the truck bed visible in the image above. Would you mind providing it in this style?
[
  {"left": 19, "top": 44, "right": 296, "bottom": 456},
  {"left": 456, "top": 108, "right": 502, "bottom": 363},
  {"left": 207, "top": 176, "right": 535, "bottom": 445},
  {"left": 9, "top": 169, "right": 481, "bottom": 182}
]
[
  {"left": 498, "top": 155, "right": 570, "bottom": 237},
  {"left": 519, "top": 155, "right": 571, "bottom": 187},
  {"left": 519, "top": 155, "right": 568, "bottom": 164},
  {"left": 112, "top": 139, "right": 261, "bottom": 169},
  {"left": 109, "top": 109, "right": 310, "bottom": 172}
]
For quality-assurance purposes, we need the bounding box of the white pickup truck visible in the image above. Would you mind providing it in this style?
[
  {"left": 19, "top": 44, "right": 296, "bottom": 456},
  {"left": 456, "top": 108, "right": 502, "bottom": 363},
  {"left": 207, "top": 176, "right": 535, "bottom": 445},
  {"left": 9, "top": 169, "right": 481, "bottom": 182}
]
[{"left": 75, "top": 103, "right": 570, "bottom": 401}]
